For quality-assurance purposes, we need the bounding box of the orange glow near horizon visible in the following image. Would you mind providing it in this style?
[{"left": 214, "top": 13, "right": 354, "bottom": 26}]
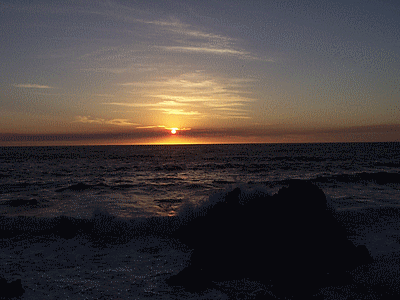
[
  {"left": 129, "top": 134, "right": 281, "bottom": 145},
  {"left": 0, "top": 124, "right": 399, "bottom": 146}
]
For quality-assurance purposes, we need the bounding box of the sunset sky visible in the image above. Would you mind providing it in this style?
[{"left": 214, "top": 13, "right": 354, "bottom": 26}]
[{"left": 1, "top": 0, "right": 399, "bottom": 145}]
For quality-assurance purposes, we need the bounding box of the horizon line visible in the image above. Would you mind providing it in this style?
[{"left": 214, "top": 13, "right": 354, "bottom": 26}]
[{"left": 1, "top": 140, "right": 399, "bottom": 147}]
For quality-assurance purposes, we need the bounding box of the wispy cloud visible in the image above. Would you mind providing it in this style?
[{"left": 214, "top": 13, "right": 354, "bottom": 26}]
[
  {"left": 220, "top": 115, "right": 251, "bottom": 119},
  {"left": 80, "top": 5, "right": 266, "bottom": 65},
  {"left": 73, "top": 116, "right": 104, "bottom": 124},
  {"left": 73, "top": 116, "right": 139, "bottom": 126},
  {"left": 81, "top": 66, "right": 156, "bottom": 74},
  {"left": 103, "top": 102, "right": 199, "bottom": 116},
  {"left": 156, "top": 101, "right": 188, "bottom": 106},
  {"left": 94, "top": 94, "right": 115, "bottom": 97},
  {"left": 206, "top": 102, "right": 245, "bottom": 107},
  {"left": 156, "top": 45, "right": 273, "bottom": 61},
  {"left": 135, "top": 18, "right": 232, "bottom": 40},
  {"left": 106, "top": 119, "right": 140, "bottom": 126},
  {"left": 151, "top": 95, "right": 213, "bottom": 102},
  {"left": 169, "top": 29, "right": 232, "bottom": 41},
  {"left": 135, "top": 125, "right": 166, "bottom": 129},
  {"left": 154, "top": 108, "right": 200, "bottom": 115},
  {"left": 135, "top": 19, "right": 186, "bottom": 28},
  {"left": 206, "top": 113, "right": 251, "bottom": 119},
  {"left": 14, "top": 84, "right": 53, "bottom": 89},
  {"left": 157, "top": 45, "right": 272, "bottom": 61},
  {"left": 151, "top": 94, "right": 253, "bottom": 103},
  {"left": 103, "top": 101, "right": 188, "bottom": 107},
  {"left": 103, "top": 102, "right": 152, "bottom": 107},
  {"left": 115, "top": 72, "right": 256, "bottom": 119},
  {"left": 214, "top": 108, "right": 250, "bottom": 112},
  {"left": 159, "top": 46, "right": 249, "bottom": 56}
]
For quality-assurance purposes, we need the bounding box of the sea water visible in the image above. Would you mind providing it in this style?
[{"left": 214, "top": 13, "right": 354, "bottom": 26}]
[
  {"left": 1, "top": 142, "right": 399, "bottom": 219},
  {"left": 1, "top": 142, "right": 400, "bottom": 299}
]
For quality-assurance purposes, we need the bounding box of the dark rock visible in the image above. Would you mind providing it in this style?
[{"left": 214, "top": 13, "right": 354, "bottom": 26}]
[
  {"left": 0, "top": 277, "right": 25, "bottom": 299},
  {"left": 52, "top": 215, "right": 81, "bottom": 240},
  {"left": 167, "top": 180, "right": 373, "bottom": 296},
  {"left": 0, "top": 199, "right": 38, "bottom": 207}
]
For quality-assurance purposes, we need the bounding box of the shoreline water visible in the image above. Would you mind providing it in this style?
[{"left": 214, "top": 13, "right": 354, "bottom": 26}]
[{"left": 1, "top": 183, "right": 400, "bottom": 299}]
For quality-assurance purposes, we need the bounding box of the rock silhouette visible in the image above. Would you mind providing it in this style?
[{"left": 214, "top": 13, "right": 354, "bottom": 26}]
[
  {"left": 0, "top": 199, "right": 38, "bottom": 207},
  {"left": 0, "top": 277, "right": 25, "bottom": 299},
  {"left": 167, "top": 180, "right": 373, "bottom": 296}
]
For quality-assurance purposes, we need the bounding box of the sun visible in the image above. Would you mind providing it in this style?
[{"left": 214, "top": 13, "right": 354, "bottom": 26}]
[{"left": 170, "top": 128, "right": 177, "bottom": 134}]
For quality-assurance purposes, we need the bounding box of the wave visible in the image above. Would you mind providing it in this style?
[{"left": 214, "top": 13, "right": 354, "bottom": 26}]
[
  {"left": 56, "top": 182, "right": 155, "bottom": 192},
  {"left": 55, "top": 180, "right": 186, "bottom": 193},
  {"left": 154, "top": 199, "right": 184, "bottom": 203},
  {"left": 193, "top": 163, "right": 237, "bottom": 170},
  {"left": 0, "top": 206, "right": 179, "bottom": 242},
  {"left": 213, "top": 180, "right": 236, "bottom": 185},
  {"left": 114, "top": 166, "right": 136, "bottom": 172},
  {"left": 269, "top": 156, "right": 327, "bottom": 162},
  {"left": 110, "top": 183, "right": 139, "bottom": 190},
  {"left": 252, "top": 171, "right": 400, "bottom": 187},
  {"left": 1, "top": 180, "right": 398, "bottom": 246},
  {"left": 0, "top": 182, "right": 38, "bottom": 194},
  {"left": 154, "top": 164, "right": 186, "bottom": 171},
  {"left": 56, "top": 182, "right": 110, "bottom": 192},
  {"left": 373, "top": 162, "right": 400, "bottom": 168},
  {"left": 0, "top": 198, "right": 51, "bottom": 208},
  {"left": 185, "top": 183, "right": 210, "bottom": 189},
  {"left": 312, "top": 171, "right": 400, "bottom": 185}
]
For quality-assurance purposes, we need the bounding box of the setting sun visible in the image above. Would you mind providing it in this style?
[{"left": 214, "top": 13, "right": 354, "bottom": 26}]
[{"left": 171, "top": 128, "right": 177, "bottom": 134}]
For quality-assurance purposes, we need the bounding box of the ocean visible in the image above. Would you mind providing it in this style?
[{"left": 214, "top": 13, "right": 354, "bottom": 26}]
[{"left": 1, "top": 142, "right": 400, "bottom": 299}]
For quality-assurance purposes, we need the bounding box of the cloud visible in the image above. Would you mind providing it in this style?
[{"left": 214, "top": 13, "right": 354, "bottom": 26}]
[
  {"left": 73, "top": 116, "right": 104, "bottom": 124},
  {"left": 154, "top": 108, "right": 200, "bottom": 115},
  {"left": 116, "top": 72, "right": 256, "bottom": 119},
  {"left": 214, "top": 108, "right": 250, "bottom": 112},
  {"left": 73, "top": 116, "right": 139, "bottom": 126},
  {"left": 206, "top": 112, "right": 251, "bottom": 119},
  {"left": 104, "top": 101, "right": 188, "bottom": 107},
  {"left": 135, "top": 125, "right": 166, "bottom": 129},
  {"left": 14, "top": 84, "right": 53, "bottom": 89},
  {"left": 151, "top": 95, "right": 214, "bottom": 102},
  {"left": 135, "top": 18, "right": 232, "bottom": 41},
  {"left": 81, "top": 66, "right": 157, "bottom": 74},
  {"left": 159, "top": 46, "right": 249, "bottom": 56},
  {"left": 156, "top": 101, "right": 188, "bottom": 106},
  {"left": 135, "top": 19, "right": 186, "bottom": 28},
  {"left": 169, "top": 28, "right": 232, "bottom": 41},
  {"left": 157, "top": 47, "right": 272, "bottom": 61},
  {"left": 219, "top": 115, "right": 251, "bottom": 119},
  {"left": 167, "top": 127, "right": 192, "bottom": 131},
  {"left": 86, "top": 8, "right": 265, "bottom": 61},
  {"left": 94, "top": 94, "right": 115, "bottom": 97},
  {"left": 151, "top": 94, "right": 253, "bottom": 103},
  {"left": 134, "top": 125, "right": 192, "bottom": 130},
  {"left": 105, "top": 119, "right": 140, "bottom": 126},
  {"left": 103, "top": 102, "right": 151, "bottom": 107},
  {"left": 206, "top": 102, "right": 245, "bottom": 107}
]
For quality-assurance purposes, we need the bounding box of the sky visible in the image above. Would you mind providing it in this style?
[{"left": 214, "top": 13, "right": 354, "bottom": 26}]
[{"left": 1, "top": 0, "right": 399, "bottom": 146}]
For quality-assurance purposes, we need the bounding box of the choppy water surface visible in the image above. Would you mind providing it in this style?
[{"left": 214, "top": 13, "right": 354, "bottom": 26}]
[
  {"left": 1, "top": 142, "right": 399, "bottom": 219},
  {"left": 1, "top": 142, "right": 400, "bottom": 299}
]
